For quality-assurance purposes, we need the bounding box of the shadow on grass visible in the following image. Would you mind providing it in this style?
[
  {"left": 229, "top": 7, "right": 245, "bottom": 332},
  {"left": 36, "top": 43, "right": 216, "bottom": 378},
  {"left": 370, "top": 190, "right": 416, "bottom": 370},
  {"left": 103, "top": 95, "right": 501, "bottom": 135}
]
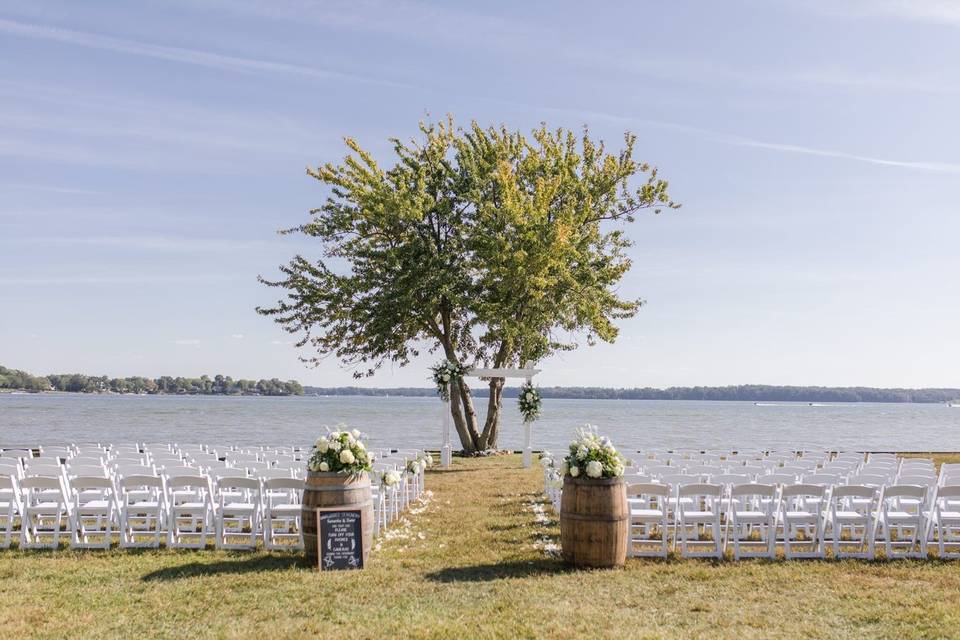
[
  {"left": 424, "top": 558, "right": 567, "bottom": 583},
  {"left": 141, "top": 554, "right": 305, "bottom": 581}
]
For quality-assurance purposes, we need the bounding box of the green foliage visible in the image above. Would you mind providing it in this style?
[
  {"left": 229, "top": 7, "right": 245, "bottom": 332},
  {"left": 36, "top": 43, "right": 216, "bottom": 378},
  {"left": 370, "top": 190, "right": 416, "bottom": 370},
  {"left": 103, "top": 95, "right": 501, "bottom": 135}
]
[
  {"left": 258, "top": 118, "right": 677, "bottom": 450},
  {"left": 0, "top": 364, "right": 303, "bottom": 396},
  {"left": 260, "top": 118, "right": 676, "bottom": 374}
]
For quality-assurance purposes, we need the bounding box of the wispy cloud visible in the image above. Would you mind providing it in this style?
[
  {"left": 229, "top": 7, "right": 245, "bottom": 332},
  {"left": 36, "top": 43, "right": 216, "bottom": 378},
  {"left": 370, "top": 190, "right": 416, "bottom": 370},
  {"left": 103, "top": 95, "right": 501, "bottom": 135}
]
[
  {"left": 0, "top": 182, "right": 103, "bottom": 195},
  {"left": 13, "top": 235, "right": 270, "bottom": 252},
  {"left": 0, "top": 274, "right": 238, "bottom": 286},
  {"left": 791, "top": 0, "right": 960, "bottom": 26},
  {"left": 0, "top": 18, "right": 408, "bottom": 88},
  {"left": 539, "top": 105, "right": 960, "bottom": 175}
]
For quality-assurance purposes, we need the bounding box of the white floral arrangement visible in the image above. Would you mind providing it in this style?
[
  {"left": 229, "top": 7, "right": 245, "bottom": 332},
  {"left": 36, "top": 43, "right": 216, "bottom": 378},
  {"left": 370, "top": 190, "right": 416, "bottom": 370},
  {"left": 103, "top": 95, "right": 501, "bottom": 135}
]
[
  {"left": 546, "top": 468, "right": 564, "bottom": 490},
  {"left": 518, "top": 382, "right": 542, "bottom": 423},
  {"left": 430, "top": 360, "right": 465, "bottom": 401},
  {"left": 379, "top": 469, "right": 402, "bottom": 488},
  {"left": 561, "top": 425, "right": 625, "bottom": 479},
  {"left": 538, "top": 451, "right": 554, "bottom": 469},
  {"left": 308, "top": 427, "right": 373, "bottom": 475},
  {"left": 405, "top": 456, "right": 428, "bottom": 475}
]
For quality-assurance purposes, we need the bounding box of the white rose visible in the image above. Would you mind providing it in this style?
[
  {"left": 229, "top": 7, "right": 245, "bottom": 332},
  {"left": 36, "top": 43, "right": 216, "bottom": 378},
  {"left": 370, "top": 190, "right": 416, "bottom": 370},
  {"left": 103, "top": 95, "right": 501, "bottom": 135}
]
[
  {"left": 539, "top": 457, "right": 552, "bottom": 469},
  {"left": 319, "top": 461, "right": 329, "bottom": 472},
  {"left": 576, "top": 445, "right": 588, "bottom": 460},
  {"left": 316, "top": 439, "right": 329, "bottom": 453},
  {"left": 586, "top": 460, "right": 603, "bottom": 478},
  {"left": 329, "top": 440, "right": 341, "bottom": 452},
  {"left": 356, "top": 440, "right": 366, "bottom": 451},
  {"left": 419, "top": 459, "right": 427, "bottom": 471},
  {"left": 569, "top": 465, "right": 580, "bottom": 477},
  {"left": 441, "top": 373, "right": 450, "bottom": 382},
  {"left": 339, "top": 449, "right": 355, "bottom": 465},
  {"left": 351, "top": 429, "right": 361, "bottom": 439},
  {"left": 525, "top": 392, "right": 534, "bottom": 401},
  {"left": 423, "top": 453, "right": 433, "bottom": 467},
  {"left": 604, "top": 444, "right": 616, "bottom": 455},
  {"left": 612, "top": 464, "right": 624, "bottom": 477}
]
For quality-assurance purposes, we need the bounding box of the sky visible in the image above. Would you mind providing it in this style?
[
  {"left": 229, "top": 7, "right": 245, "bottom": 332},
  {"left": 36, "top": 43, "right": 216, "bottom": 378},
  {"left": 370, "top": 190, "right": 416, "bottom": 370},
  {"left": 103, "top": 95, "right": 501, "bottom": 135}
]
[{"left": 1, "top": 0, "right": 959, "bottom": 389}]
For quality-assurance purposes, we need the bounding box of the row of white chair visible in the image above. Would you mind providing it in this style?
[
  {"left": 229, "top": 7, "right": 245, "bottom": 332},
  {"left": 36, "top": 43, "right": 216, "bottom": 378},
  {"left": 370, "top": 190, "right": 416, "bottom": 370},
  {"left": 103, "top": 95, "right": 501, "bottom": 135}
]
[
  {"left": 0, "top": 443, "right": 431, "bottom": 551},
  {"left": 625, "top": 481, "right": 960, "bottom": 560}
]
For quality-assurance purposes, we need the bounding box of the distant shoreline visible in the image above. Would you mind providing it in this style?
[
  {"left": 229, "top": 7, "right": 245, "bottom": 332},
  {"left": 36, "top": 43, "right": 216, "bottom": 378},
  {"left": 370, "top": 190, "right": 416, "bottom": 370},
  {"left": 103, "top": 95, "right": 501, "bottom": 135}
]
[{"left": 5, "top": 385, "right": 958, "bottom": 404}]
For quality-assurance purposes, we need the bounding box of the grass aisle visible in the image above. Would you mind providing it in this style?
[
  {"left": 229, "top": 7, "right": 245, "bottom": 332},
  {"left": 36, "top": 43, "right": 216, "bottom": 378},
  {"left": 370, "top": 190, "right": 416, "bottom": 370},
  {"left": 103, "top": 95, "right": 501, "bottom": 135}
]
[{"left": 2, "top": 455, "right": 959, "bottom": 639}]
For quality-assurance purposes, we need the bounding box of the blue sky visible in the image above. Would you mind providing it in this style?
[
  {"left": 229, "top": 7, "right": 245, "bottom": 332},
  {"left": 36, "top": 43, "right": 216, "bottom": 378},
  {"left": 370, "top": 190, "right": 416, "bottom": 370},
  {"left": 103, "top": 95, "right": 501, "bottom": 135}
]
[{"left": 1, "top": 0, "right": 959, "bottom": 389}]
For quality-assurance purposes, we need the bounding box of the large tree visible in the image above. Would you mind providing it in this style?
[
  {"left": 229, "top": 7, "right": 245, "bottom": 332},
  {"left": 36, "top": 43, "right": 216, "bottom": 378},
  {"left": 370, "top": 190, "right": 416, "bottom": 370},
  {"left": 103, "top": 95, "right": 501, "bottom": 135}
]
[{"left": 258, "top": 119, "right": 678, "bottom": 453}]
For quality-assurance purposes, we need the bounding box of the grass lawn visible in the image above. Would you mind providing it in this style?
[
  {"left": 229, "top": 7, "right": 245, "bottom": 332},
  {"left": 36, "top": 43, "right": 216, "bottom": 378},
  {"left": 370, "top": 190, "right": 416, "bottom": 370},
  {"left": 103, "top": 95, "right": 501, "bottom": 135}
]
[{"left": 2, "top": 455, "right": 960, "bottom": 639}]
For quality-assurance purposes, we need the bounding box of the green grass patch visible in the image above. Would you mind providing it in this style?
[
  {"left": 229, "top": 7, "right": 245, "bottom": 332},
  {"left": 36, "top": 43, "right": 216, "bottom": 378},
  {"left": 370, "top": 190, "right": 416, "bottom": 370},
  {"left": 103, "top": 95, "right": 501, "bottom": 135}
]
[{"left": 2, "top": 455, "right": 959, "bottom": 639}]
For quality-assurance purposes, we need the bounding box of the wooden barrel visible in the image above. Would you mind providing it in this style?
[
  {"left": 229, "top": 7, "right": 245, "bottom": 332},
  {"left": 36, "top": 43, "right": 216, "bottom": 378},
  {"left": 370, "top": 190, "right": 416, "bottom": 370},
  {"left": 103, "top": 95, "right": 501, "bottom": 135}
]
[
  {"left": 559, "top": 475, "right": 628, "bottom": 568},
  {"left": 302, "top": 471, "right": 374, "bottom": 566}
]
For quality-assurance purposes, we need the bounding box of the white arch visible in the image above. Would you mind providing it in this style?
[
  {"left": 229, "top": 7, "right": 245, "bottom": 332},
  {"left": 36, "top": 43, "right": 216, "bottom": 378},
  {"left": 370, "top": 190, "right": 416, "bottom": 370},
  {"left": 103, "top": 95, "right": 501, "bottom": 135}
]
[{"left": 440, "top": 362, "right": 541, "bottom": 468}]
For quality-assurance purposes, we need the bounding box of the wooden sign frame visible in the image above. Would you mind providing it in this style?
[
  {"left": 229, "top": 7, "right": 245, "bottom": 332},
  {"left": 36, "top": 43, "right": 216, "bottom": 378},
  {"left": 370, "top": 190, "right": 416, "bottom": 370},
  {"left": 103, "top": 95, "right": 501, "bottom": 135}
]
[{"left": 315, "top": 507, "right": 365, "bottom": 571}]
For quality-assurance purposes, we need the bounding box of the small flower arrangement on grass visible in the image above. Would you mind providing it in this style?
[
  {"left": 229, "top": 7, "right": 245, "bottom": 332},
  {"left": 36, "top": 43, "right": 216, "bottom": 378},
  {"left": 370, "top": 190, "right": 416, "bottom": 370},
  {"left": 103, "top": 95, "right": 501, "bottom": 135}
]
[
  {"left": 561, "top": 425, "right": 625, "bottom": 479},
  {"left": 518, "top": 382, "right": 542, "bottom": 423},
  {"left": 308, "top": 427, "right": 373, "bottom": 475},
  {"left": 430, "top": 360, "right": 465, "bottom": 401}
]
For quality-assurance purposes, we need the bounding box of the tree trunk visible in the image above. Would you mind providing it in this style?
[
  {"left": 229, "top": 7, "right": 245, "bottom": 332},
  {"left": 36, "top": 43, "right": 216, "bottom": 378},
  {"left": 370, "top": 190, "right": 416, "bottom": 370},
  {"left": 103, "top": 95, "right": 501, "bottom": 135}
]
[
  {"left": 450, "top": 378, "right": 481, "bottom": 453},
  {"left": 439, "top": 337, "right": 482, "bottom": 453},
  {"left": 478, "top": 377, "right": 505, "bottom": 450}
]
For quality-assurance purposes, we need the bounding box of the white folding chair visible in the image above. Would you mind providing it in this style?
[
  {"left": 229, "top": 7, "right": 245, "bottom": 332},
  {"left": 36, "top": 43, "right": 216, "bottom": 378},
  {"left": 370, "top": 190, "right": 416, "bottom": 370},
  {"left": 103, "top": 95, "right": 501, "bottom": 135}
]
[
  {"left": 19, "top": 476, "right": 69, "bottom": 549},
  {"left": 929, "top": 485, "right": 960, "bottom": 559},
  {"left": 627, "top": 483, "right": 670, "bottom": 558},
  {"left": 727, "top": 484, "right": 777, "bottom": 560},
  {"left": 877, "top": 485, "right": 928, "bottom": 559},
  {"left": 167, "top": 475, "right": 214, "bottom": 549},
  {"left": 262, "top": 478, "right": 303, "bottom": 551},
  {"left": 214, "top": 477, "right": 261, "bottom": 550},
  {"left": 0, "top": 475, "right": 17, "bottom": 548},
  {"left": 827, "top": 485, "right": 877, "bottom": 559},
  {"left": 676, "top": 483, "right": 723, "bottom": 558},
  {"left": 778, "top": 484, "right": 826, "bottom": 559},
  {"left": 118, "top": 475, "right": 165, "bottom": 548},
  {"left": 68, "top": 476, "right": 116, "bottom": 549}
]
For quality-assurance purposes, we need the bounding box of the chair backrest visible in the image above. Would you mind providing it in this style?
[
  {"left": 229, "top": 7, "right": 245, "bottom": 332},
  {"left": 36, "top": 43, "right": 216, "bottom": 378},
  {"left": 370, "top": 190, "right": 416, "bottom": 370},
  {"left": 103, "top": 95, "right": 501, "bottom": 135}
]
[
  {"left": 20, "top": 475, "right": 63, "bottom": 492},
  {"left": 659, "top": 474, "right": 696, "bottom": 488},
  {"left": 849, "top": 474, "right": 887, "bottom": 487},
  {"left": 678, "top": 483, "right": 723, "bottom": 498},
  {"left": 710, "top": 474, "right": 750, "bottom": 487},
  {"left": 765, "top": 473, "right": 797, "bottom": 486},
  {"left": 781, "top": 483, "right": 825, "bottom": 498},
  {"left": 803, "top": 473, "right": 841, "bottom": 486},
  {"left": 69, "top": 476, "right": 114, "bottom": 494},
  {"left": 898, "top": 475, "right": 936, "bottom": 486},
  {"left": 120, "top": 474, "right": 163, "bottom": 489},
  {"left": 731, "top": 483, "right": 775, "bottom": 499},
  {"left": 831, "top": 484, "right": 877, "bottom": 500},
  {"left": 215, "top": 477, "right": 260, "bottom": 492},
  {"left": 881, "top": 484, "right": 926, "bottom": 500},
  {"left": 167, "top": 475, "right": 210, "bottom": 490},
  {"left": 933, "top": 485, "right": 960, "bottom": 503},
  {"left": 264, "top": 477, "right": 303, "bottom": 492},
  {"left": 627, "top": 483, "right": 670, "bottom": 498}
]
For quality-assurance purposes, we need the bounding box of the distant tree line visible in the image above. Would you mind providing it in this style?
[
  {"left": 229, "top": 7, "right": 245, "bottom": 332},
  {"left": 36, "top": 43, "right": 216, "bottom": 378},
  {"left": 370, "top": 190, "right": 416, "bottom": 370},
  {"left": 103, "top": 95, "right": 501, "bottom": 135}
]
[
  {"left": 0, "top": 365, "right": 303, "bottom": 396},
  {"left": 303, "top": 384, "right": 960, "bottom": 404}
]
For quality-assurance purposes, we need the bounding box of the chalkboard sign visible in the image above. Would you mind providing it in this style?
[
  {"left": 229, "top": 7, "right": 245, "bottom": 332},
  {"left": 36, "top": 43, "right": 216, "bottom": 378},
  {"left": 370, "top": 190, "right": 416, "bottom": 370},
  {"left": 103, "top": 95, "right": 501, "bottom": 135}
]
[{"left": 315, "top": 507, "right": 365, "bottom": 571}]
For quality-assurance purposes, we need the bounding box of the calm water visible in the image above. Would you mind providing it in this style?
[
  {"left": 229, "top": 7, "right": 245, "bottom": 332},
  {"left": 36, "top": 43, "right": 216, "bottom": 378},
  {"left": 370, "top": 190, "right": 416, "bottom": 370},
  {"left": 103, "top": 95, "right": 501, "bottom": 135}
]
[{"left": 1, "top": 394, "right": 959, "bottom": 452}]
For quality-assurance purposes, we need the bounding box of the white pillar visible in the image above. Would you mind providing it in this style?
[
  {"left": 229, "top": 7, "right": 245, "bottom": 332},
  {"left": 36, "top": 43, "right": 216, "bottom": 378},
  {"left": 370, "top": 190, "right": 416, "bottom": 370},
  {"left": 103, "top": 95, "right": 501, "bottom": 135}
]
[
  {"left": 522, "top": 368, "right": 533, "bottom": 468},
  {"left": 522, "top": 420, "right": 532, "bottom": 468},
  {"left": 441, "top": 390, "right": 452, "bottom": 468}
]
